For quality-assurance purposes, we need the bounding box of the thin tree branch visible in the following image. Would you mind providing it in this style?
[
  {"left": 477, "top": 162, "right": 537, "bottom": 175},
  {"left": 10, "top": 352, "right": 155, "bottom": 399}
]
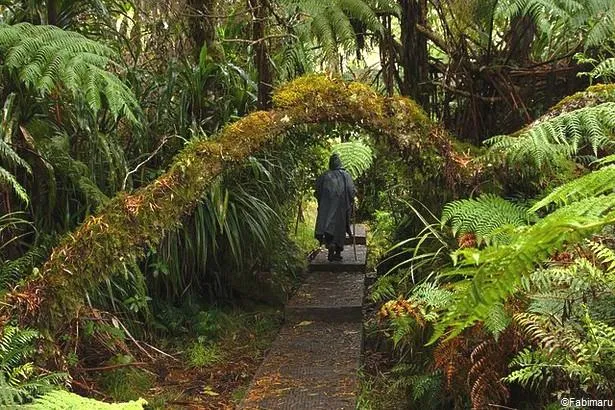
[
  {"left": 221, "top": 33, "right": 299, "bottom": 45},
  {"left": 122, "top": 136, "right": 173, "bottom": 190}
]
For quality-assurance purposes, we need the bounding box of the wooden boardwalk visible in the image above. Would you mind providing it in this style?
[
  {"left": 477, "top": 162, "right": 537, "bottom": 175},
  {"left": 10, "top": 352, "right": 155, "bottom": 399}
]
[{"left": 241, "top": 225, "right": 367, "bottom": 409}]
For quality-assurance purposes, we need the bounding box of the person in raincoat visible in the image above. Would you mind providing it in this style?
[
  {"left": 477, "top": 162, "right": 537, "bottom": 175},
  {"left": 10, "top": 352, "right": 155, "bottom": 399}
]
[{"left": 314, "top": 153, "right": 356, "bottom": 261}]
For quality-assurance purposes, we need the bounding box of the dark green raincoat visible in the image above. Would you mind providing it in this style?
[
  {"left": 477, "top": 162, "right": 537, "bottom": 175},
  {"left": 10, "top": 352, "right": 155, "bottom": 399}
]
[{"left": 314, "top": 154, "right": 356, "bottom": 250}]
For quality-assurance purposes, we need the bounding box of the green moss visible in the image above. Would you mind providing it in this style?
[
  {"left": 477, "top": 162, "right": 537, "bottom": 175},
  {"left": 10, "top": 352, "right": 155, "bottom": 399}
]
[{"left": 550, "top": 83, "right": 615, "bottom": 114}]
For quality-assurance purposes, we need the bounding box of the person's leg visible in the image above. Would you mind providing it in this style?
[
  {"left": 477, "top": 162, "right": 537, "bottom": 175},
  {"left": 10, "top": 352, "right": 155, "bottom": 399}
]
[
  {"left": 332, "top": 244, "right": 343, "bottom": 261},
  {"left": 324, "top": 233, "right": 335, "bottom": 261}
]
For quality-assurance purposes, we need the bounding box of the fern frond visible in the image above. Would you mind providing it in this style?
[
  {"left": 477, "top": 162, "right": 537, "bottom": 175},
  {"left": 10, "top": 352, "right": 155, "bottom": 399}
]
[
  {"left": 483, "top": 303, "right": 511, "bottom": 338},
  {"left": 37, "top": 133, "right": 109, "bottom": 207},
  {"left": 410, "top": 282, "right": 453, "bottom": 310},
  {"left": 0, "top": 167, "right": 28, "bottom": 204},
  {"left": 530, "top": 165, "right": 615, "bottom": 211},
  {"left": 487, "top": 102, "right": 615, "bottom": 167},
  {"left": 0, "top": 93, "right": 31, "bottom": 203},
  {"left": 332, "top": 140, "right": 373, "bottom": 178},
  {"left": 0, "top": 326, "right": 39, "bottom": 373},
  {"left": 0, "top": 244, "right": 48, "bottom": 289},
  {"left": 441, "top": 194, "right": 530, "bottom": 245},
  {"left": 0, "top": 139, "right": 30, "bottom": 174},
  {"left": 589, "top": 58, "right": 615, "bottom": 82},
  {"left": 433, "top": 193, "right": 615, "bottom": 342},
  {"left": 0, "top": 23, "right": 140, "bottom": 123},
  {"left": 24, "top": 389, "right": 147, "bottom": 409},
  {"left": 503, "top": 347, "right": 555, "bottom": 391},
  {"left": 585, "top": 6, "right": 615, "bottom": 49},
  {"left": 281, "top": 0, "right": 382, "bottom": 63},
  {"left": 588, "top": 241, "right": 615, "bottom": 273}
]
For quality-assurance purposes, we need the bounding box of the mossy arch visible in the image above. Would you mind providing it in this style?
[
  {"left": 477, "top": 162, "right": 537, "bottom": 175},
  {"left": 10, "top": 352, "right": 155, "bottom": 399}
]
[{"left": 0, "top": 75, "right": 491, "bottom": 330}]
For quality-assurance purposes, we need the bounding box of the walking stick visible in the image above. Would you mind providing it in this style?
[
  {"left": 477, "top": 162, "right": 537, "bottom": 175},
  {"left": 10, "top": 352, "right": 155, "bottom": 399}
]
[{"left": 353, "top": 202, "right": 357, "bottom": 261}]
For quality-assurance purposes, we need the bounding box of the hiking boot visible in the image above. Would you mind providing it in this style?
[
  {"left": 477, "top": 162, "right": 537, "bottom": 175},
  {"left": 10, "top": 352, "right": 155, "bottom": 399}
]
[{"left": 327, "top": 244, "right": 336, "bottom": 261}]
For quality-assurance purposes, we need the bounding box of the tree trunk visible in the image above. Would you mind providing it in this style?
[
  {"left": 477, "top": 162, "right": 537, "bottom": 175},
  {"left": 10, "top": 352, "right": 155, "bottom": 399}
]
[
  {"left": 249, "top": 0, "right": 273, "bottom": 109},
  {"left": 398, "top": 0, "right": 428, "bottom": 105},
  {"left": 47, "top": 0, "right": 58, "bottom": 26},
  {"left": 187, "top": 0, "right": 216, "bottom": 58},
  {"left": 504, "top": 15, "right": 536, "bottom": 65}
]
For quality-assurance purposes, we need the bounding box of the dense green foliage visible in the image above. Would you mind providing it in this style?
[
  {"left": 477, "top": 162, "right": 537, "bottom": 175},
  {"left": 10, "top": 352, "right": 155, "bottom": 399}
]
[
  {"left": 371, "top": 91, "right": 615, "bottom": 407},
  {"left": 24, "top": 390, "right": 146, "bottom": 409},
  {"left": 0, "top": 0, "right": 614, "bottom": 407}
]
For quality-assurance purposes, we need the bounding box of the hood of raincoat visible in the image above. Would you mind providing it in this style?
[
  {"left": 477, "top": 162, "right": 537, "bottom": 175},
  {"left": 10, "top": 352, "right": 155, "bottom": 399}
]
[{"left": 329, "top": 153, "right": 343, "bottom": 170}]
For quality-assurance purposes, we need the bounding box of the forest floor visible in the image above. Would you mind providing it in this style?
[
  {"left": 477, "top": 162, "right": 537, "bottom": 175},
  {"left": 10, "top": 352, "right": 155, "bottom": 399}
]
[{"left": 75, "top": 307, "right": 284, "bottom": 409}]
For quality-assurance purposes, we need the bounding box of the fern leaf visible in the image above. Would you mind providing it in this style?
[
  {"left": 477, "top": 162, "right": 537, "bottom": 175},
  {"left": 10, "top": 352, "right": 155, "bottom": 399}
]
[
  {"left": 332, "top": 140, "right": 373, "bottom": 178},
  {"left": 24, "top": 390, "right": 147, "bottom": 409},
  {"left": 0, "top": 23, "right": 140, "bottom": 123},
  {"left": 432, "top": 193, "right": 615, "bottom": 342},
  {"left": 589, "top": 58, "right": 615, "bottom": 82},
  {"left": 441, "top": 194, "right": 529, "bottom": 245},
  {"left": 530, "top": 165, "right": 615, "bottom": 211},
  {"left": 0, "top": 167, "right": 28, "bottom": 204},
  {"left": 486, "top": 102, "right": 615, "bottom": 167}
]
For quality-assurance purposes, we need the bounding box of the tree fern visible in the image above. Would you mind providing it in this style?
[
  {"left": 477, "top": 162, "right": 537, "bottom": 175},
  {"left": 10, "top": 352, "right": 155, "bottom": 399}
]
[
  {"left": 501, "top": 0, "right": 615, "bottom": 52},
  {"left": 441, "top": 194, "right": 530, "bottom": 245},
  {"left": 332, "top": 140, "right": 373, "bottom": 178},
  {"left": 280, "top": 0, "right": 385, "bottom": 65},
  {"left": 487, "top": 101, "right": 615, "bottom": 167},
  {"left": 0, "top": 23, "right": 140, "bottom": 123}
]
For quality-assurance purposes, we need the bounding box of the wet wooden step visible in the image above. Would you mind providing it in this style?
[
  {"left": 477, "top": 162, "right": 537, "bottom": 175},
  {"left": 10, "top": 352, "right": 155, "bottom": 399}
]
[
  {"left": 309, "top": 245, "right": 367, "bottom": 273},
  {"left": 240, "top": 320, "right": 362, "bottom": 410},
  {"left": 285, "top": 272, "right": 364, "bottom": 323}
]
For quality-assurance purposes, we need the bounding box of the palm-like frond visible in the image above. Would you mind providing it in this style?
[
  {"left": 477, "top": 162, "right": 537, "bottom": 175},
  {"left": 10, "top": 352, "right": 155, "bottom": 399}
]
[
  {"left": 441, "top": 194, "right": 530, "bottom": 245},
  {"left": 487, "top": 102, "right": 615, "bottom": 167},
  {"left": 281, "top": 0, "right": 383, "bottom": 63},
  {"left": 0, "top": 23, "right": 140, "bottom": 123},
  {"left": 332, "top": 140, "right": 373, "bottom": 178}
]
